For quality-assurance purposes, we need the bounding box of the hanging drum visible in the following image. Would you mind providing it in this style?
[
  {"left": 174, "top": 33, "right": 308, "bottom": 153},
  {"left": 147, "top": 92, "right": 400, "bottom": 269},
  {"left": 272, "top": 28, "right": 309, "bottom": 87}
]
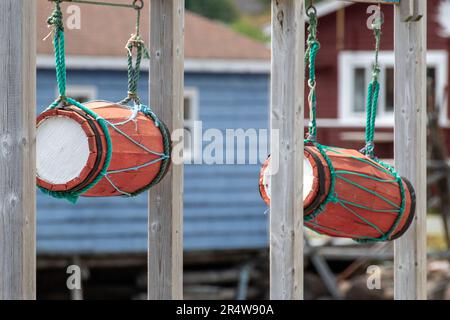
[
  {"left": 259, "top": 145, "right": 416, "bottom": 242},
  {"left": 37, "top": 101, "right": 171, "bottom": 201}
]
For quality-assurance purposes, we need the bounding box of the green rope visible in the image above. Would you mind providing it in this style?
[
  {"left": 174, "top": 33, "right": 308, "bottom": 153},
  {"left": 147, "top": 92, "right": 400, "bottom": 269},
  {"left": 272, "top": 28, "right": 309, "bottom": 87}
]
[
  {"left": 119, "top": 5, "right": 150, "bottom": 105},
  {"left": 47, "top": 0, "right": 66, "bottom": 98},
  {"left": 362, "top": 22, "right": 382, "bottom": 158},
  {"left": 305, "top": 4, "right": 320, "bottom": 143}
]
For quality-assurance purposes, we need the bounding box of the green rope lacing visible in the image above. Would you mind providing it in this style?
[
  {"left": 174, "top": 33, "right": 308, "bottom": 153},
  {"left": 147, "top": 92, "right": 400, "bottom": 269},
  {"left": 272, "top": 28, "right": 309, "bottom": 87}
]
[
  {"left": 41, "top": 0, "right": 170, "bottom": 203},
  {"left": 300, "top": 2, "right": 407, "bottom": 242}
]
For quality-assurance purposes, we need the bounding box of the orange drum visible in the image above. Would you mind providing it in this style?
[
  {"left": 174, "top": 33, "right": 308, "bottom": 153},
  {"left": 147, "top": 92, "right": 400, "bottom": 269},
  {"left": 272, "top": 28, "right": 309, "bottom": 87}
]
[
  {"left": 259, "top": 146, "right": 416, "bottom": 242},
  {"left": 37, "top": 101, "right": 170, "bottom": 200}
]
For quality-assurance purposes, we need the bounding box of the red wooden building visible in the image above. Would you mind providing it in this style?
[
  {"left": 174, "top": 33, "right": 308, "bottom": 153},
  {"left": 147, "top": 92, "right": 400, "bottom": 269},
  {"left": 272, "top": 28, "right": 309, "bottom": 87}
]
[{"left": 311, "top": 0, "right": 449, "bottom": 159}]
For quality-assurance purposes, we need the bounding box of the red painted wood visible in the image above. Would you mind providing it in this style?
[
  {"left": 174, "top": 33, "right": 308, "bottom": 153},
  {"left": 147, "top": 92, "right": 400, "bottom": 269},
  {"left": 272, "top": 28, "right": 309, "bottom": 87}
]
[{"left": 307, "top": 0, "right": 449, "bottom": 158}]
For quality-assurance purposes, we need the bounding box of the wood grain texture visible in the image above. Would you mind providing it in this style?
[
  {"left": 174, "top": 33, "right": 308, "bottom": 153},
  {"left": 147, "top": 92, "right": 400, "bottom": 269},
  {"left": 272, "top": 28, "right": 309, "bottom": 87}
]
[
  {"left": 270, "top": 0, "right": 305, "bottom": 300},
  {"left": 393, "top": 0, "right": 427, "bottom": 300},
  {"left": 0, "top": 0, "right": 36, "bottom": 300},
  {"left": 148, "top": 0, "right": 184, "bottom": 300}
]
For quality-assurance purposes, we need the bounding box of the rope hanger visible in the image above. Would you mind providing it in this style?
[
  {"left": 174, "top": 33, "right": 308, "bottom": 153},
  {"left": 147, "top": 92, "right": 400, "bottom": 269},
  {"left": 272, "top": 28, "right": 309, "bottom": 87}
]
[
  {"left": 302, "top": 1, "right": 407, "bottom": 242},
  {"left": 42, "top": 0, "right": 171, "bottom": 202}
]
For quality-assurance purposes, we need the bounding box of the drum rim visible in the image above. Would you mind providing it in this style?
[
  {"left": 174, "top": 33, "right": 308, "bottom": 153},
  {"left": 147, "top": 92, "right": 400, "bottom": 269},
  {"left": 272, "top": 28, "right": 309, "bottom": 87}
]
[
  {"left": 304, "top": 146, "right": 330, "bottom": 216},
  {"left": 258, "top": 147, "right": 329, "bottom": 213},
  {"left": 63, "top": 106, "right": 106, "bottom": 193},
  {"left": 36, "top": 108, "right": 104, "bottom": 192},
  {"left": 388, "top": 177, "right": 416, "bottom": 240}
]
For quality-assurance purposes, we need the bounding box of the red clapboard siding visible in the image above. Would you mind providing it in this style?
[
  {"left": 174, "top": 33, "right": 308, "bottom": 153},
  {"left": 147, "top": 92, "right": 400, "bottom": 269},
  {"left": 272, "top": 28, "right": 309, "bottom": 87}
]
[{"left": 308, "top": 0, "right": 450, "bottom": 158}]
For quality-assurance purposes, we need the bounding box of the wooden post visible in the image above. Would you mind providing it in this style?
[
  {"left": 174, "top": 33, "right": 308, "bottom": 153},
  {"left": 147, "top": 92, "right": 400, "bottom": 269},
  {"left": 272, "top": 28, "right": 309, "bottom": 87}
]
[
  {"left": 394, "top": 0, "right": 427, "bottom": 300},
  {"left": 0, "top": 0, "right": 36, "bottom": 300},
  {"left": 270, "top": 0, "right": 305, "bottom": 300},
  {"left": 148, "top": 0, "right": 184, "bottom": 300}
]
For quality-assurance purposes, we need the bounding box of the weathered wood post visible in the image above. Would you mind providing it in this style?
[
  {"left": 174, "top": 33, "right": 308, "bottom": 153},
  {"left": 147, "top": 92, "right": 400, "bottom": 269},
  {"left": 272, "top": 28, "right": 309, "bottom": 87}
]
[
  {"left": 0, "top": 0, "right": 36, "bottom": 300},
  {"left": 394, "top": 0, "right": 427, "bottom": 300},
  {"left": 270, "top": 0, "right": 305, "bottom": 300},
  {"left": 148, "top": 0, "right": 184, "bottom": 300}
]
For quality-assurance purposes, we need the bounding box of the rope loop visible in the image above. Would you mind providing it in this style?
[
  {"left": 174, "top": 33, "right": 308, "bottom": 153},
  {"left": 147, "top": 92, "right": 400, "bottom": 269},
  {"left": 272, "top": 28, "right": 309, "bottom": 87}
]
[
  {"left": 120, "top": 2, "right": 150, "bottom": 105},
  {"left": 363, "top": 16, "right": 383, "bottom": 158}
]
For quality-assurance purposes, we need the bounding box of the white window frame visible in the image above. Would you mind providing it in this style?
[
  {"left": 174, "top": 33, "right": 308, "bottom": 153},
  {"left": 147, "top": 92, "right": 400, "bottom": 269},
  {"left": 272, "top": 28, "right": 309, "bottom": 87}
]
[
  {"left": 183, "top": 87, "right": 199, "bottom": 163},
  {"left": 339, "top": 50, "right": 448, "bottom": 126},
  {"left": 55, "top": 85, "right": 97, "bottom": 102}
]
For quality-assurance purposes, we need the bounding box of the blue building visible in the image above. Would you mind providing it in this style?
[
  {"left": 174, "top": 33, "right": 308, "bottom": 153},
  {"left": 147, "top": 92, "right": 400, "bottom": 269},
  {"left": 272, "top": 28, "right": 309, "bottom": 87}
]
[{"left": 36, "top": 2, "right": 270, "bottom": 295}]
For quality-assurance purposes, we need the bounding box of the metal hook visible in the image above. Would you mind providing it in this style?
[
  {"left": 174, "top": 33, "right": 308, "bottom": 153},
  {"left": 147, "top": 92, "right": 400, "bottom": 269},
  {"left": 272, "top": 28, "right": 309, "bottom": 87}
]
[
  {"left": 133, "top": 0, "right": 144, "bottom": 10},
  {"left": 306, "top": 0, "right": 317, "bottom": 17}
]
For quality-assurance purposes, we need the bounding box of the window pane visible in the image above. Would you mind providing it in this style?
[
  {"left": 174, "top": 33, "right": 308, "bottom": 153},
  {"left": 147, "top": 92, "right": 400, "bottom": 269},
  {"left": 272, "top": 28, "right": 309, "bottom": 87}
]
[
  {"left": 353, "top": 68, "right": 366, "bottom": 113},
  {"left": 385, "top": 67, "right": 394, "bottom": 112},
  {"left": 427, "top": 67, "right": 436, "bottom": 109},
  {"left": 184, "top": 97, "right": 191, "bottom": 121},
  {"left": 184, "top": 127, "right": 192, "bottom": 151}
]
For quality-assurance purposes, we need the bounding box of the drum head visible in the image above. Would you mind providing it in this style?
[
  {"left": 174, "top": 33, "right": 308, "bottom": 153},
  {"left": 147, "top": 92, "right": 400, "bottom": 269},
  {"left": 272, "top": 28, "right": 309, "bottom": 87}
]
[
  {"left": 37, "top": 115, "right": 90, "bottom": 185},
  {"left": 262, "top": 155, "right": 315, "bottom": 202}
]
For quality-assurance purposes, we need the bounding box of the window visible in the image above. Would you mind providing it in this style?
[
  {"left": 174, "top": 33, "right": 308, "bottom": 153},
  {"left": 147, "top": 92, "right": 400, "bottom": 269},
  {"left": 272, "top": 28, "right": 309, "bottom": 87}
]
[
  {"left": 56, "top": 85, "right": 97, "bottom": 103},
  {"left": 183, "top": 88, "right": 199, "bottom": 162},
  {"left": 339, "top": 51, "right": 448, "bottom": 125}
]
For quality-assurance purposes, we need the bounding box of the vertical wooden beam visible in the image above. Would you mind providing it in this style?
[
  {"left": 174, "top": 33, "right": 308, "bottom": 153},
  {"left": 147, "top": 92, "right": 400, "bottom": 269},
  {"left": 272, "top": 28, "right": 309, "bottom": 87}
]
[
  {"left": 270, "top": 0, "right": 305, "bottom": 300},
  {"left": 394, "top": 0, "right": 427, "bottom": 300},
  {"left": 0, "top": 0, "right": 36, "bottom": 300},
  {"left": 148, "top": 0, "right": 184, "bottom": 300}
]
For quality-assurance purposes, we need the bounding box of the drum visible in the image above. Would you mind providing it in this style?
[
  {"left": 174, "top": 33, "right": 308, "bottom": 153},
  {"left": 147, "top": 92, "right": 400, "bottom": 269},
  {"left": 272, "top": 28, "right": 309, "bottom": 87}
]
[
  {"left": 37, "top": 100, "right": 170, "bottom": 199},
  {"left": 259, "top": 145, "right": 416, "bottom": 241}
]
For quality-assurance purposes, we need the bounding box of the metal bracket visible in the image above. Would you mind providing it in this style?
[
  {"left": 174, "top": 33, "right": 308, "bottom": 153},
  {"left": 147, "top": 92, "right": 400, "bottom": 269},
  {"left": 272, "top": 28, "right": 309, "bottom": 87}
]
[{"left": 401, "top": 0, "right": 423, "bottom": 22}]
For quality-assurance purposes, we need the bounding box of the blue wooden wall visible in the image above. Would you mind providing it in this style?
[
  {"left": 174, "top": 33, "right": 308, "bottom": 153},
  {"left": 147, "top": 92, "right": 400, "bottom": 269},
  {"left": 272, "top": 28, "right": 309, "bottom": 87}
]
[{"left": 36, "top": 69, "right": 270, "bottom": 254}]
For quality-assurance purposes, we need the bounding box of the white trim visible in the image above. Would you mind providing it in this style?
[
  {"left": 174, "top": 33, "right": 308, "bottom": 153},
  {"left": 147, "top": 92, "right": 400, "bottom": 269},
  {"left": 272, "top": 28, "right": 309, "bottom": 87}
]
[
  {"left": 185, "top": 59, "right": 270, "bottom": 74},
  {"left": 312, "top": 118, "right": 397, "bottom": 128},
  {"left": 338, "top": 50, "right": 449, "bottom": 126},
  {"left": 312, "top": 0, "right": 353, "bottom": 18},
  {"left": 37, "top": 55, "right": 270, "bottom": 74},
  {"left": 183, "top": 87, "right": 199, "bottom": 163}
]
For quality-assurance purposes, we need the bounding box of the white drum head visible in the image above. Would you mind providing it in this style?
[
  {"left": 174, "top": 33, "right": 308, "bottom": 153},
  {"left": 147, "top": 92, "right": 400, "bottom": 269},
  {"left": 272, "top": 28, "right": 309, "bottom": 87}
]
[
  {"left": 37, "top": 116, "right": 90, "bottom": 185},
  {"left": 262, "top": 155, "right": 315, "bottom": 201}
]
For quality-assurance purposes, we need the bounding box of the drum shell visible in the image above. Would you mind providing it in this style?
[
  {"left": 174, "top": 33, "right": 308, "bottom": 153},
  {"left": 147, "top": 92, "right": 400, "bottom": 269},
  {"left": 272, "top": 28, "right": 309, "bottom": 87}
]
[
  {"left": 37, "top": 101, "right": 169, "bottom": 197},
  {"left": 305, "top": 147, "right": 415, "bottom": 241}
]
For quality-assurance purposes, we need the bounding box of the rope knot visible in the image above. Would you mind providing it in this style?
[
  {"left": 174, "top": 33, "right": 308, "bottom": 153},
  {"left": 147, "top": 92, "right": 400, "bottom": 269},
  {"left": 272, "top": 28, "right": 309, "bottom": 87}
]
[
  {"left": 47, "top": 1, "right": 64, "bottom": 32},
  {"left": 126, "top": 34, "right": 150, "bottom": 59},
  {"left": 306, "top": 133, "right": 316, "bottom": 143},
  {"left": 360, "top": 141, "right": 375, "bottom": 158}
]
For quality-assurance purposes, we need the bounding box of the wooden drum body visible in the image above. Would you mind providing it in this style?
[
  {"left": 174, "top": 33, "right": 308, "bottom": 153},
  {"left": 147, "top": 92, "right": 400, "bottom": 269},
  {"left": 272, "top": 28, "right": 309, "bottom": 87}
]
[
  {"left": 37, "top": 101, "right": 170, "bottom": 199},
  {"left": 259, "top": 146, "right": 416, "bottom": 241}
]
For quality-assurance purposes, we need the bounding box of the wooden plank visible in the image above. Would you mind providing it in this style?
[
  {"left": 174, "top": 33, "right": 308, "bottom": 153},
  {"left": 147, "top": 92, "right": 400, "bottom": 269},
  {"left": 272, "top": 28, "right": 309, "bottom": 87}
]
[
  {"left": 393, "top": 0, "right": 427, "bottom": 300},
  {"left": 0, "top": 0, "right": 36, "bottom": 300},
  {"left": 270, "top": 0, "right": 304, "bottom": 300},
  {"left": 336, "top": 0, "right": 400, "bottom": 4},
  {"left": 148, "top": 0, "right": 184, "bottom": 300}
]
